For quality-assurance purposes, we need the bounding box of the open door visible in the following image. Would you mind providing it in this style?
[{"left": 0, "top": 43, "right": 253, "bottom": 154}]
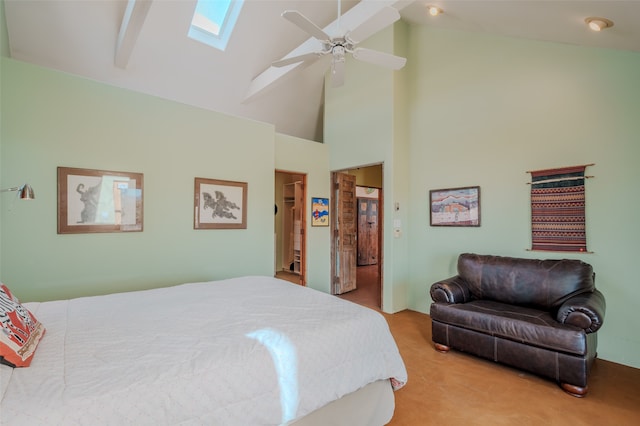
[
  {"left": 331, "top": 172, "right": 357, "bottom": 294},
  {"left": 275, "top": 171, "right": 306, "bottom": 285}
]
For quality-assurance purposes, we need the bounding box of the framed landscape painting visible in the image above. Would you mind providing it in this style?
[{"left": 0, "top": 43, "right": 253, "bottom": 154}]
[{"left": 429, "top": 186, "right": 480, "bottom": 227}]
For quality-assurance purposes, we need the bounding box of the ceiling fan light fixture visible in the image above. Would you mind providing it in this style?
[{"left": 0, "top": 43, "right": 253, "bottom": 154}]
[
  {"left": 273, "top": 3, "right": 406, "bottom": 88},
  {"left": 332, "top": 45, "right": 346, "bottom": 62},
  {"left": 585, "top": 17, "right": 614, "bottom": 32},
  {"left": 427, "top": 6, "right": 443, "bottom": 17}
]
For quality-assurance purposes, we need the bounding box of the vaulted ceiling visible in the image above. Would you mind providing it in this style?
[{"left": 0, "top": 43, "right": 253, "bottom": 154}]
[{"left": 3, "top": 0, "right": 639, "bottom": 142}]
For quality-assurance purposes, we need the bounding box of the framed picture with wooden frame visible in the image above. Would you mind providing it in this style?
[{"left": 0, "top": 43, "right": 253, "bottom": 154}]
[
  {"left": 57, "top": 167, "right": 144, "bottom": 234},
  {"left": 429, "top": 186, "right": 481, "bottom": 227},
  {"left": 194, "top": 178, "right": 247, "bottom": 229}
]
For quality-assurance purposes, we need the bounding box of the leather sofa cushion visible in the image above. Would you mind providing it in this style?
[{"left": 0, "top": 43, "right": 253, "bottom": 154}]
[
  {"left": 430, "top": 300, "right": 588, "bottom": 356},
  {"left": 458, "top": 253, "right": 595, "bottom": 310}
]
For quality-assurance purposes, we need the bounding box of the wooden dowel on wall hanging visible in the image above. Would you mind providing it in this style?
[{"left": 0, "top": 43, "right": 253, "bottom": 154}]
[{"left": 525, "top": 163, "right": 595, "bottom": 174}]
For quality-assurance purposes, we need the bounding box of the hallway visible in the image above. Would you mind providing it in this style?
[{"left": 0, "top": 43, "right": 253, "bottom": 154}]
[{"left": 337, "top": 264, "right": 381, "bottom": 310}]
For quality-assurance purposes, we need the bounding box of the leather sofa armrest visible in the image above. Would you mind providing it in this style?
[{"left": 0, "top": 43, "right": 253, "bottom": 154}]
[
  {"left": 557, "top": 289, "right": 606, "bottom": 333},
  {"left": 430, "top": 275, "right": 472, "bottom": 304}
]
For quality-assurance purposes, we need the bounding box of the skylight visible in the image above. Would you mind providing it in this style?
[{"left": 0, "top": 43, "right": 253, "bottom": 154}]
[{"left": 188, "top": 0, "right": 244, "bottom": 51}]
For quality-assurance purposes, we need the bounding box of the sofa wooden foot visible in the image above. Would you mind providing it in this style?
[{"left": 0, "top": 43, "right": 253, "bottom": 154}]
[
  {"left": 560, "top": 383, "right": 588, "bottom": 397},
  {"left": 434, "top": 343, "right": 450, "bottom": 353}
]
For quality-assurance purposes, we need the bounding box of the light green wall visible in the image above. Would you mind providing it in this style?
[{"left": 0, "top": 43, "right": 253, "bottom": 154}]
[
  {"left": 324, "top": 22, "right": 410, "bottom": 313},
  {"left": 275, "top": 134, "right": 331, "bottom": 293},
  {"left": 391, "top": 20, "right": 411, "bottom": 314},
  {"left": 0, "top": 0, "right": 8, "bottom": 58},
  {"left": 0, "top": 58, "right": 276, "bottom": 301},
  {"left": 2, "top": 18, "right": 639, "bottom": 371},
  {"left": 406, "top": 27, "right": 640, "bottom": 368},
  {"left": 0, "top": 0, "right": 7, "bottom": 276}
]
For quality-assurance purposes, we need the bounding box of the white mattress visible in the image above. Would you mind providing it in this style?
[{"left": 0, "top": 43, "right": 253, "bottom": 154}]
[{"left": 0, "top": 276, "right": 406, "bottom": 425}]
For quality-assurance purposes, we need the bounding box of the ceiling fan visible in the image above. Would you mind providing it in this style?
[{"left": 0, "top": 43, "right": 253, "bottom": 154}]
[{"left": 272, "top": 1, "right": 407, "bottom": 87}]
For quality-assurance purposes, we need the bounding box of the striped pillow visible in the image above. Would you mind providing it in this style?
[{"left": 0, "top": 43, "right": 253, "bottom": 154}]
[{"left": 0, "top": 283, "right": 46, "bottom": 367}]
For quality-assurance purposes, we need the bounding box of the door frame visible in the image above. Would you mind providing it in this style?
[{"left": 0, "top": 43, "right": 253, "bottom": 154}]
[
  {"left": 330, "top": 164, "right": 384, "bottom": 308},
  {"left": 275, "top": 170, "right": 307, "bottom": 286}
]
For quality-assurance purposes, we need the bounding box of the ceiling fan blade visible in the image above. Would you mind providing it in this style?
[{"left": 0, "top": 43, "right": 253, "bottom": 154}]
[
  {"left": 352, "top": 47, "right": 407, "bottom": 70},
  {"left": 346, "top": 6, "right": 400, "bottom": 44},
  {"left": 272, "top": 52, "right": 323, "bottom": 68},
  {"left": 331, "top": 59, "right": 345, "bottom": 87},
  {"left": 282, "top": 10, "right": 331, "bottom": 42}
]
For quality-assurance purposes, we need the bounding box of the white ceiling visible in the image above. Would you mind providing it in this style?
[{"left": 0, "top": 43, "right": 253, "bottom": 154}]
[{"left": 4, "top": 0, "right": 640, "bottom": 142}]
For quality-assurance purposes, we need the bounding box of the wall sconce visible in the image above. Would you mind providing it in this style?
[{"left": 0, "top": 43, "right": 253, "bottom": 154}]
[
  {"left": 0, "top": 184, "right": 35, "bottom": 200},
  {"left": 585, "top": 17, "right": 614, "bottom": 32}
]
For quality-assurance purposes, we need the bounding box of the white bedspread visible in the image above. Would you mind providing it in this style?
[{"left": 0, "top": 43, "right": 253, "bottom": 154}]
[{"left": 0, "top": 276, "right": 406, "bottom": 425}]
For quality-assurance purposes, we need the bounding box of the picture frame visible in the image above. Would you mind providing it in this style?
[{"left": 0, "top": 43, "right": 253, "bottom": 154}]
[
  {"left": 57, "top": 167, "right": 144, "bottom": 234},
  {"left": 429, "top": 186, "right": 480, "bottom": 227},
  {"left": 194, "top": 178, "right": 247, "bottom": 229},
  {"left": 311, "top": 197, "right": 329, "bottom": 227}
]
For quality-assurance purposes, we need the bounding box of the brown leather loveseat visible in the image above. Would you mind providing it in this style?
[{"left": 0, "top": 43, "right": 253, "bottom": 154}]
[{"left": 429, "top": 253, "right": 606, "bottom": 397}]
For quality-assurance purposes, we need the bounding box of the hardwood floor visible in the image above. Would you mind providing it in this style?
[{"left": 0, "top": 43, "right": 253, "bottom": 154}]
[
  {"left": 275, "top": 270, "right": 302, "bottom": 285},
  {"left": 332, "top": 266, "right": 640, "bottom": 424},
  {"left": 337, "top": 264, "right": 381, "bottom": 309}
]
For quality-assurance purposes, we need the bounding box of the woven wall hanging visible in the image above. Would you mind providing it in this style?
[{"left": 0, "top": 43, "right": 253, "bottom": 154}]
[{"left": 527, "top": 164, "right": 593, "bottom": 252}]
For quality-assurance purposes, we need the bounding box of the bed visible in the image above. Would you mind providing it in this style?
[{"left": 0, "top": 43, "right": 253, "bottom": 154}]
[{"left": 0, "top": 276, "right": 407, "bottom": 425}]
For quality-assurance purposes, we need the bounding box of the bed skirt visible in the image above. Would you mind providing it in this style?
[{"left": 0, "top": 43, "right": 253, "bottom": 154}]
[{"left": 292, "top": 379, "right": 394, "bottom": 426}]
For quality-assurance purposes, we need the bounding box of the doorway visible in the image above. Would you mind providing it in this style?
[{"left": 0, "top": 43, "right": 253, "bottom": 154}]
[
  {"left": 331, "top": 164, "right": 383, "bottom": 309},
  {"left": 274, "top": 171, "right": 306, "bottom": 285}
]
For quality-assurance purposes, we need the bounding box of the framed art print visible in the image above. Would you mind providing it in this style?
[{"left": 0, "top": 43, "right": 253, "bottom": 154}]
[
  {"left": 194, "top": 178, "right": 247, "bottom": 229},
  {"left": 57, "top": 167, "right": 143, "bottom": 234},
  {"left": 429, "top": 186, "right": 480, "bottom": 227},
  {"left": 311, "top": 197, "right": 329, "bottom": 227}
]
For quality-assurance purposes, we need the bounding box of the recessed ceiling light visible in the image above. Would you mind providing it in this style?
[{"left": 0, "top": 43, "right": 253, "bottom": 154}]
[
  {"left": 427, "top": 6, "right": 443, "bottom": 17},
  {"left": 585, "top": 17, "right": 614, "bottom": 32}
]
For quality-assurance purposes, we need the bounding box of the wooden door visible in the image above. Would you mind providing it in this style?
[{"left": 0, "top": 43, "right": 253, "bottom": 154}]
[
  {"left": 357, "top": 198, "right": 378, "bottom": 266},
  {"left": 332, "top": 173, "right": 357, "bottom": 294}
]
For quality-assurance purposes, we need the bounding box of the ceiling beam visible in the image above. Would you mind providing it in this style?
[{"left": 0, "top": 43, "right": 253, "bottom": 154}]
[
  {"left": 115, "top": 0, "right": 153, "bottom": 69},
  {"left": 243, "top": 0, "right": 411, "bottom": 103}
]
